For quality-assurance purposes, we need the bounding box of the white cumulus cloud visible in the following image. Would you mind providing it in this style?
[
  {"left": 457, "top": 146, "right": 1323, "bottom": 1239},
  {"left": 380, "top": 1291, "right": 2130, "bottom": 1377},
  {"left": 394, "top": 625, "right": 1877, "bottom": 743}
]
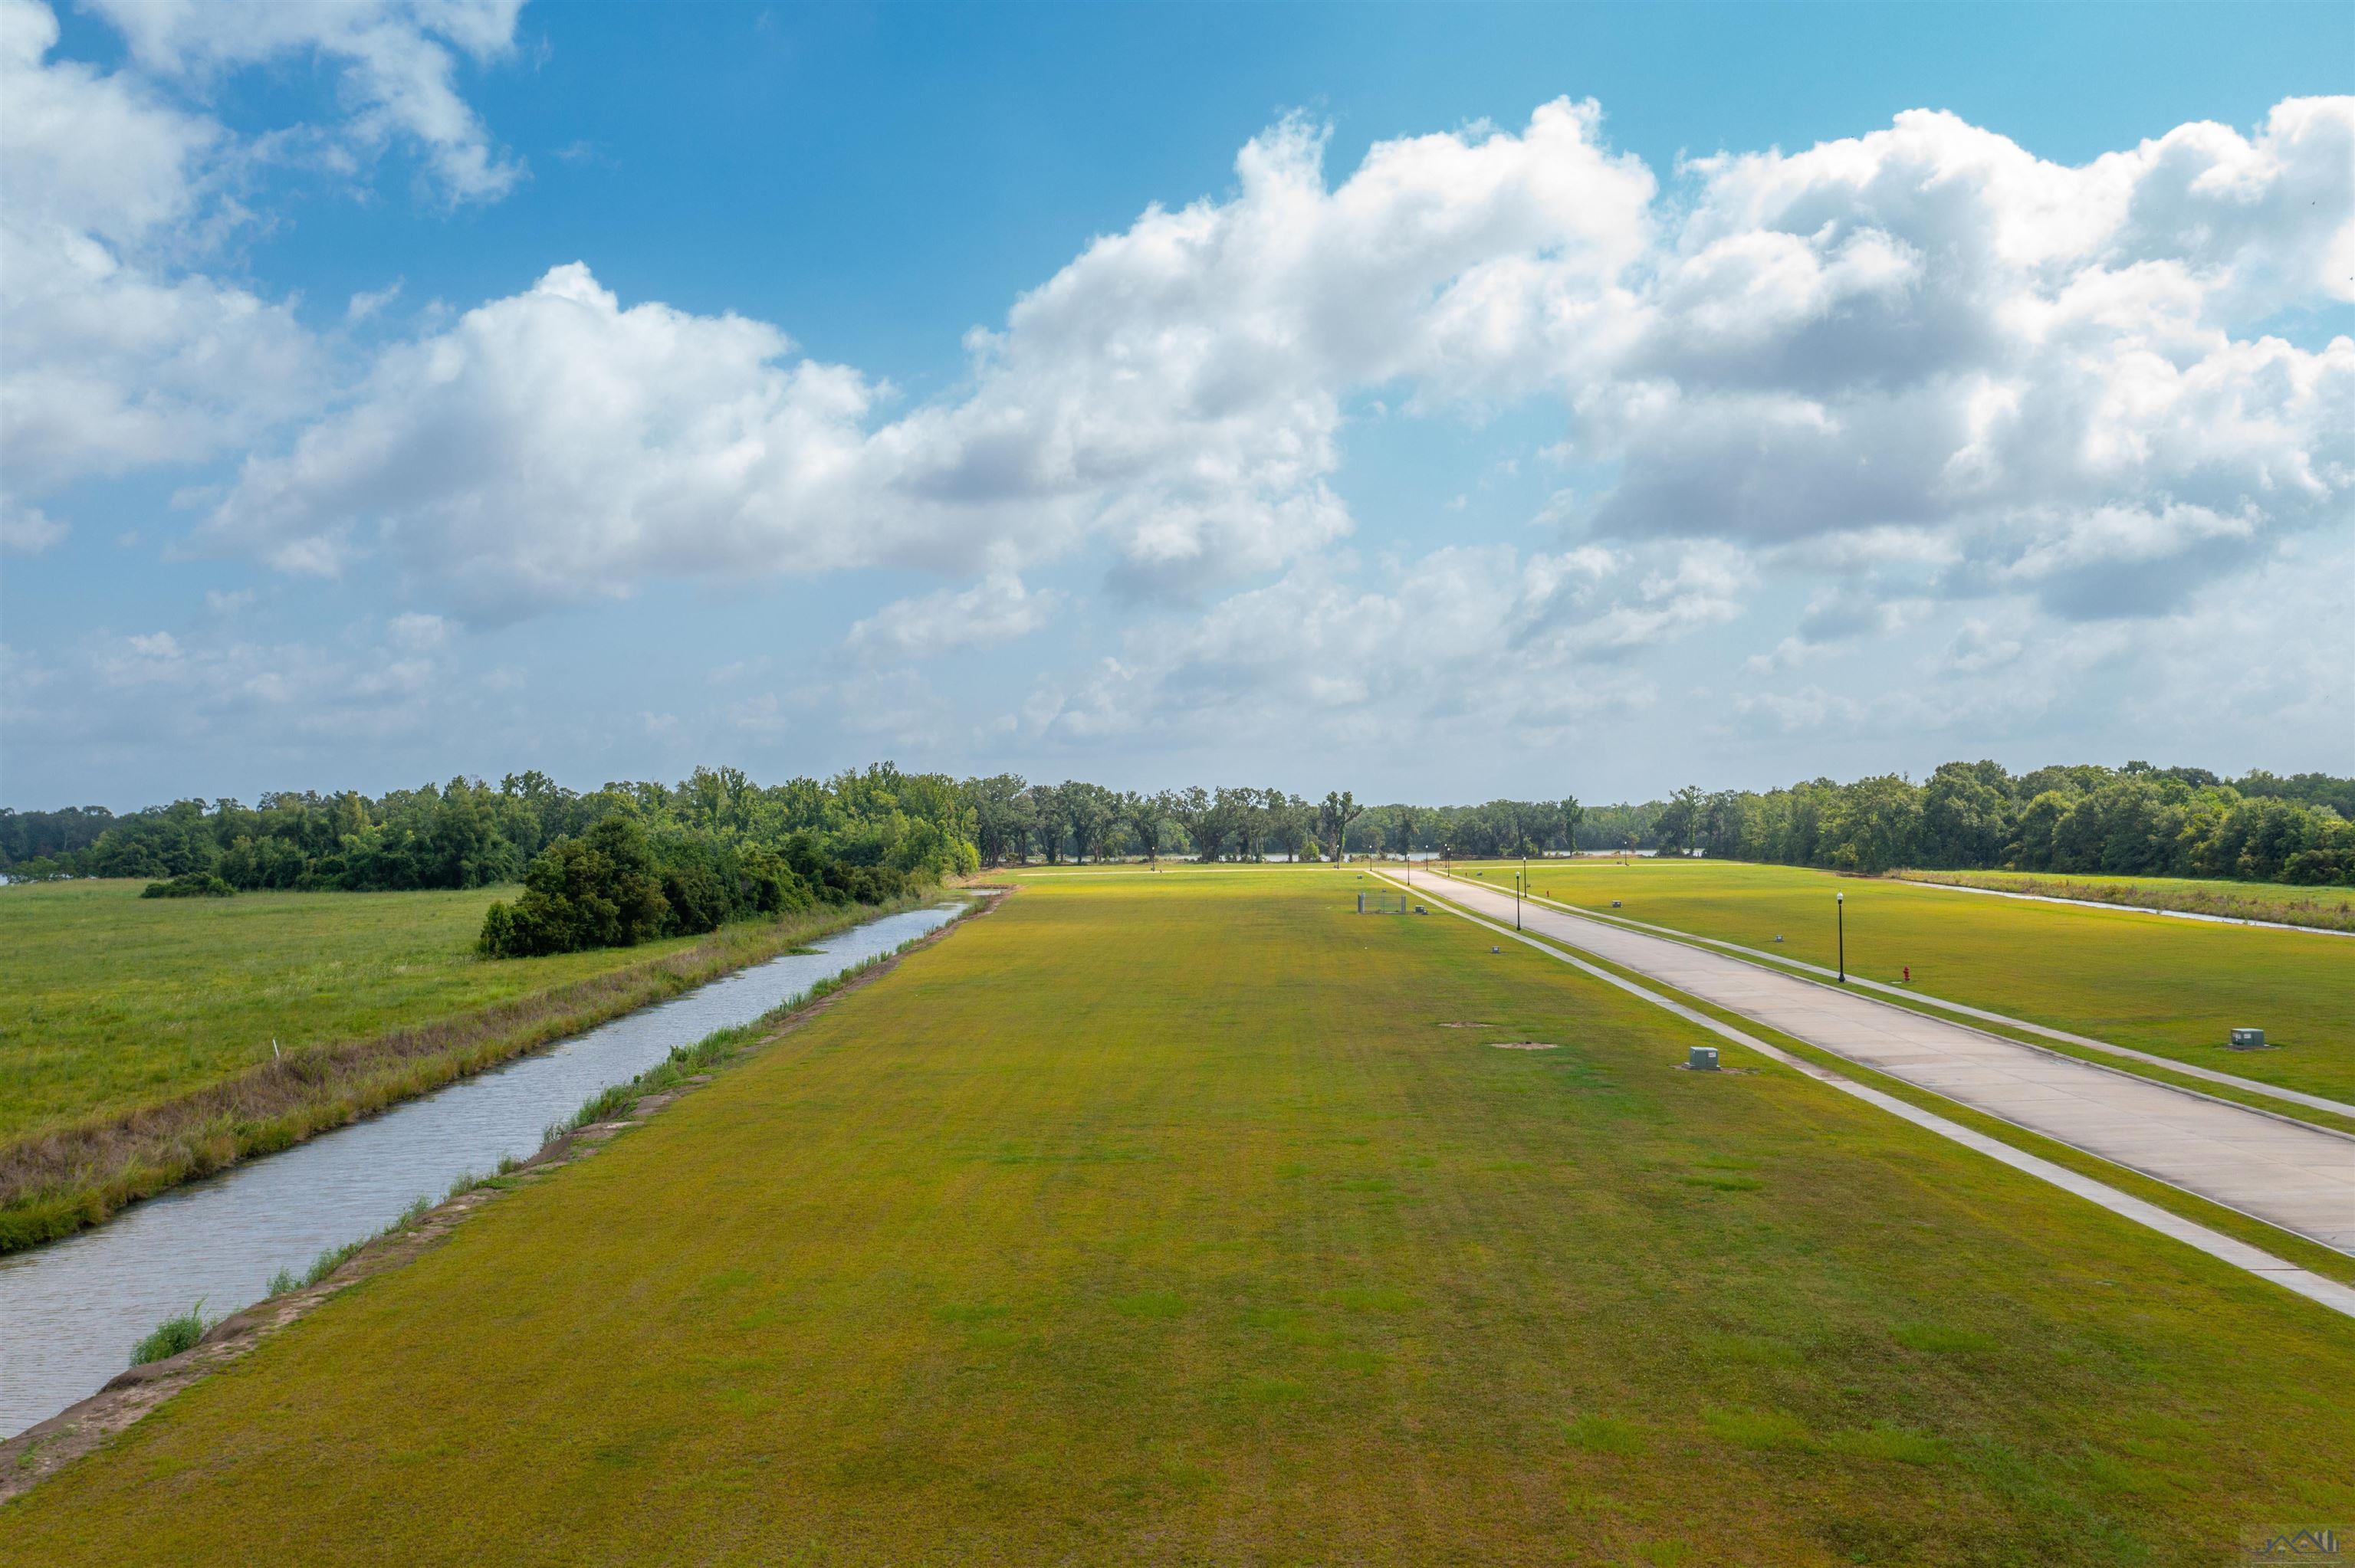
[
  {"left": 87, "top": 0, "right": 526, "bottom": 202},
  {"left": 189, "top": 100, "right": 1664, "bottom": 615},
  {"left": 845, "top": 567, "right": 1062, "bottom": 662}
]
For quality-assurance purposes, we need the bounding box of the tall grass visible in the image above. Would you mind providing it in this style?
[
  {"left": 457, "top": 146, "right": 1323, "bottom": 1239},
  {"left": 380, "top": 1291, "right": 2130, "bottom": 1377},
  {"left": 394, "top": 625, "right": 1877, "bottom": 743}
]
[
  {"left": 261, "top": 1189, "right": 446, "bottom": 1300},
  {"left": 129, "top": 1301, "right": 213, "bottom": 1366}
]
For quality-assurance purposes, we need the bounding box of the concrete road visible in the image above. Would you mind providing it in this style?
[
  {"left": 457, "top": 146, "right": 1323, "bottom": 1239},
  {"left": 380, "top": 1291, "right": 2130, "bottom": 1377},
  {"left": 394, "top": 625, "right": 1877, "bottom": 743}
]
[{"left": 1404, "top": 870, "right": 2355, "bottom": 1255}]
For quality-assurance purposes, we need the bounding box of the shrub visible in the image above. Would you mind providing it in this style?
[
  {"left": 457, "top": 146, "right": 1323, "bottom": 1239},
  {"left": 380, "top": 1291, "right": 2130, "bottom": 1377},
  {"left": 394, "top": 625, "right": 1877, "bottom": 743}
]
[
  {"left": 141, "top": 871, "right": 235, "bottom": 898},
  {"left": 303, "top": 1238, "right": 365, "bottom": 1288},
  {"left": 130, "top": 1301, "right": 214, "bottom": 1366},
  {"left": 658, "top": 858, "right": 731, "bottom": 936},
  {"left": 480, "top": 822, "right": 861, "bottom": 957},
  {"left": 738, "top": 845, "right": 811, "bottom": 915},
  {"left": 480, "top": 818, "right": 668, "bottom": 956}
]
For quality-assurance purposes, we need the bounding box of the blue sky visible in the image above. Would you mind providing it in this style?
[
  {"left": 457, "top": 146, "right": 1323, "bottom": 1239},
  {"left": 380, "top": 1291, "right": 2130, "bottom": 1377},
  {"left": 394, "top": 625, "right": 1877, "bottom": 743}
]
[{"left": 4, "top": 1, "right": 2350, "bottom": 809}]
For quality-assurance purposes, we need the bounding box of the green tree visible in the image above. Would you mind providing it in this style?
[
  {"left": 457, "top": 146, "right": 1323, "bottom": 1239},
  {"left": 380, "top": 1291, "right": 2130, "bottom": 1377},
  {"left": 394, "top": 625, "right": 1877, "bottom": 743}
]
[
  {"left": 1120, "top": 790, "right": 1168, "bottom": 864},
  {"left": 480, "top": 818, "right": 669, "bottom": 957}
]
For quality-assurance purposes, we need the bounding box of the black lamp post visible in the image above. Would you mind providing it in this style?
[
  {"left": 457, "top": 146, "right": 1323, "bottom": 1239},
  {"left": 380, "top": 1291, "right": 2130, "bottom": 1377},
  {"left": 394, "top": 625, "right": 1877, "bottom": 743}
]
[
  {"left": 1835, "top": 891, "right": 1845, "bottom": 983},
  {"left": 1516, "top": 856, "right": 1524, "bottom": 931}
]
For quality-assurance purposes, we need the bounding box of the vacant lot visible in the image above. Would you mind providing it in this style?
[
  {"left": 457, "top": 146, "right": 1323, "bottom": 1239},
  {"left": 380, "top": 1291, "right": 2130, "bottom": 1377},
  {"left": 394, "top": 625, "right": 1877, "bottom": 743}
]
[
  {"left": 1451, "top": 857, "right": 2355, "bottom": 1104},
  {"left": 0, "top": 881, "right": 906, "bottom": 1248},
  {"left": 1, "top": 881, "right": 682, "bottom": 1142},
  {"left": 8, "top": 867, "right": 2347, "bottom": 1564},
  {"left": 1893, "top": 868, "right": 2355, "bottom": 932}
]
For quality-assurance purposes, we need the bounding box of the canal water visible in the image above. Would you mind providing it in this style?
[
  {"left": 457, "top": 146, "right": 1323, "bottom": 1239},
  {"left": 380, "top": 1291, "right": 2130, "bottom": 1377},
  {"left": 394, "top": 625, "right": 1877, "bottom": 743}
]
[{"left": 0, "top": 902, "right": 964, "bottom": 1439}]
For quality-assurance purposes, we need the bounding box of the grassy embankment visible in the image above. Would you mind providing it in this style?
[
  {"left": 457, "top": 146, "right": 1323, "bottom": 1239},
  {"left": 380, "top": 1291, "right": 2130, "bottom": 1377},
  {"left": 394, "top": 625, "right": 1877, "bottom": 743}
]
[
  {"left": 1448, "top": 856, "right": 2355, "bottom": 1106},
  {"left": 1890, "top": 867, "right": 2355, "bottom": 932},
  {"left": 6, "top": 866, "right": 2348, "bottom": 1564},
  {"left": 0, "top": 879, "right": 932, "bottom": 1250}
]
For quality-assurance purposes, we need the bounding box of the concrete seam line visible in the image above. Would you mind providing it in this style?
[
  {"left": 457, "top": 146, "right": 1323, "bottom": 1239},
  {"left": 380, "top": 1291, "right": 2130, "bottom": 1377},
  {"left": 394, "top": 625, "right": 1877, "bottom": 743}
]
[
  {"left": 1433, "top": 868, "right": 2355, "bottom": 1124},
  {"left": 1410, "top": 871, "right": 2355, "bottom": 1261},
  {"left": 1371, "top": 871, "right": 2355, "bottom": 1323}
]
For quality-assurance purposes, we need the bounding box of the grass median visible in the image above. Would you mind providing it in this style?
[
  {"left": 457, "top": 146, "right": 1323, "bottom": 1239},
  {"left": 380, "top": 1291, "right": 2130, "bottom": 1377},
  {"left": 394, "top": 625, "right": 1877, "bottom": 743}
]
[
  {"left": 5, "top": 865, "right": 2348, "bottom": 1563},
  {"left": 1450, "top": 856, "right": 2355, "bottom": 1104},
  {"left": 1893, "top": 867, "right": 2355, "bottom": 932}
]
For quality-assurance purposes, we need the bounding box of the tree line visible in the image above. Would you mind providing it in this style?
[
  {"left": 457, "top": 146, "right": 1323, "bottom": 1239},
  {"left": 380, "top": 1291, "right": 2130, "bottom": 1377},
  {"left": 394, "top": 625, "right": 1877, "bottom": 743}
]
[
  {"left": 477, "top": 816, "right": 920, "bottom": 958},
  {"left": 952, "top": 764, "right": 2354, "bottom": 884},
  {"left": 0, "top": 764, "right": 979, "bottom": 890},
  {"left": 1644, "top": 762, "right": 2355, "bottom": 883},
  {"left": 5, "top": 757, "right": 2348, "bottom": 894},
  {"left": 957, "top": 781, "right": 1635, "bottom": 864}
]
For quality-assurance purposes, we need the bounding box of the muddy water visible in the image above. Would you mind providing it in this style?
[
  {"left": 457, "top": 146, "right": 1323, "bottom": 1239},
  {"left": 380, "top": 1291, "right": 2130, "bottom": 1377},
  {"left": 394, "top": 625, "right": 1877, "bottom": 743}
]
[{"left": 0, "top": 902, "right": 964, "bottom": 1439}]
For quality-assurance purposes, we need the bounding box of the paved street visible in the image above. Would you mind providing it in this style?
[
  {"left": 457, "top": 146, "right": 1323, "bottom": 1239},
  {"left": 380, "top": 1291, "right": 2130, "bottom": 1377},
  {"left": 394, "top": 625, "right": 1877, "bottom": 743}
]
[{"left": 1410, "top": 871, "right": 2355, "bottom": 1255}]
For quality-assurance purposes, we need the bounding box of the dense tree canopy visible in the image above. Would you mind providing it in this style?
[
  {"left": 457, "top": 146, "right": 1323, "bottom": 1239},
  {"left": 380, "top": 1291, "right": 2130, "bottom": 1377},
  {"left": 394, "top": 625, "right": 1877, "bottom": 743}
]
[
  {"left": 8, "top": 759, "right": 2348, "bottom": 895},
  {"left": 2, "top": 763, "right": 982, "bottom": 890},
  {"left": 939, "top": 763, "right": 2355, "bottom": 888},
  {"left": 473, "top": 818, "right": 915, "bottom": 958},
  {"left": 1643, "top": 762, "right": 2355, "bottom": 884}
]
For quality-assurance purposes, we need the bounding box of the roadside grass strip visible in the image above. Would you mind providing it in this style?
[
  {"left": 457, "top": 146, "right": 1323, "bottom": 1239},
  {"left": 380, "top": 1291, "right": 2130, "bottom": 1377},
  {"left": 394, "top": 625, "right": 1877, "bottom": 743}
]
[
  {"left": 1603, "top": 978, "right": 2355, "bottom": 1292},
  {"left": 1453, "top": 869, "right": 2355, "bottom": 1134},
  {"left": 5, "top": 869, "right": 2350, "bottom": 1563},
  {"left": 1383, "top": 870, "right": 2355, "bottom": 1317},
  {"left": 1447, "top": 856, "right": 2355, "bottom": 1106},
  {"left": 1890, "top": 868, "right": 2355, "bottom": 935}
]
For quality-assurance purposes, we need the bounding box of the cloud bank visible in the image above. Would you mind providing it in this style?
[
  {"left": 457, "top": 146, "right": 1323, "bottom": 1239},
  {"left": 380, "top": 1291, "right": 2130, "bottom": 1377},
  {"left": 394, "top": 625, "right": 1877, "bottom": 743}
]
[{"left": 3, "top": 0, "right": 2349, "bottom": 778}]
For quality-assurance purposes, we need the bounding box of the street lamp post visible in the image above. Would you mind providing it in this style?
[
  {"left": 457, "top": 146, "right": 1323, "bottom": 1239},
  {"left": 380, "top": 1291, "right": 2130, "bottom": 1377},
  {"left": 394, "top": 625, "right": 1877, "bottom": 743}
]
[{"left": 1835, "top": 891, "right": 1845, "bottom": 983}]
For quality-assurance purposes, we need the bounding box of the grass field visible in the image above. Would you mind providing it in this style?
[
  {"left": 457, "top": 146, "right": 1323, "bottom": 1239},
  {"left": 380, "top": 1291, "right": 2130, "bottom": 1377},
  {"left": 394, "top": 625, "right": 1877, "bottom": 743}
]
[
  {"left": 1892, "top": 868, "right": 2355, "bottom": 932},
  {"left": 0, "top": 881, "right": 687, "bottom": 1142},
  {"left": 7, "top": 867, "right": 2347, "bottom": 1563},
  {"left": 0, "top": 880, "right": 917, "bottom": 1248},
  {"left": 1447, "top": 857, "right": 2355, "bottom": 1104}
]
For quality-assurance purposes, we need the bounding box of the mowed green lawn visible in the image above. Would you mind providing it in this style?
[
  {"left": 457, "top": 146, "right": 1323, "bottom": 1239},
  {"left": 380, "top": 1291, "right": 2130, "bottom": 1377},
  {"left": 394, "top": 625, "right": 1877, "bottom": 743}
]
[
  {"left": 0, "top": 880, "right": 728, "bottom": 1144},
  {"left": 8, "top": 868, "right": 2348, "bottom": 1565},
  {"left": 1453, "top": 857, "right": 2355, "bottom": 1104},
  {"left": 1895, "top": 868, "right": 2355, "bottom": 932}
]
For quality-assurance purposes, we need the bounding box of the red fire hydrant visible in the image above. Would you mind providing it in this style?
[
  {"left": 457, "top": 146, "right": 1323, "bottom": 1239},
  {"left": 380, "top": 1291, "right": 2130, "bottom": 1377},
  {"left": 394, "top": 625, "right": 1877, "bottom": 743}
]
[{"left": 1902, "top": 966, "right": 1911, "bottom": 984}]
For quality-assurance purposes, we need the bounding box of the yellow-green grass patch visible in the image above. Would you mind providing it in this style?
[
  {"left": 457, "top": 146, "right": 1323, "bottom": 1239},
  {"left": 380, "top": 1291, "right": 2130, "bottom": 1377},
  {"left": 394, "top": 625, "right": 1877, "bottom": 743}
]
[
  {"left": 0, "top": 880, "right": 930, "bottom": 1247},
  {"left": 6, "top": 868, "right": 2350, "bottom": 1564},
  {"left": 1893, "top": 868, "right": 2355, "bottom": 933},
  {"left": 1452, "top": 857, "right": 2355, "bottom": 1104},
  {"left": 1465, "top": 914, "right": 2355, "bottom": 1291},
  {"left": 0, "top": 880, "right": 708, "bottom": 1142}
]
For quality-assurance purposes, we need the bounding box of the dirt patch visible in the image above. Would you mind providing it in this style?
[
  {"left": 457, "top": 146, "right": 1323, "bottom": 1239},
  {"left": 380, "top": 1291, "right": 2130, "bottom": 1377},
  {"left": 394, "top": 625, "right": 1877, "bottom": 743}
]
[
  {"left": 1436, "top": 1022, "right": 1494, "bottom": 1029},
  {"left": 1486, "top": 1042, "right": 1559, "bottom": 1051},
  {"left": 0, "top": 890, "right": 1006, "bottom": 1506}
]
